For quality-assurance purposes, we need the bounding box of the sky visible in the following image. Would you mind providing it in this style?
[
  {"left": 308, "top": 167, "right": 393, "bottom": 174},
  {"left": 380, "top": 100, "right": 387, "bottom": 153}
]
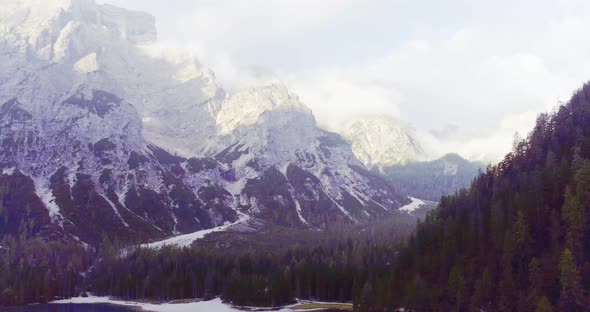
[{"left": 99, "top": 0, "right": 590, "bottom": 162}]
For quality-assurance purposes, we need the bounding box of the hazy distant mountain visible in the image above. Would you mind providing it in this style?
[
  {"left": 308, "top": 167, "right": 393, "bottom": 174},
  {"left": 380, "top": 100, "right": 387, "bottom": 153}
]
[
  {"left": 383, "top": 153, "right": 484, "bottom": 201},
  {"left": 338, "top": 117, "right": 482, "bottom": 201}
]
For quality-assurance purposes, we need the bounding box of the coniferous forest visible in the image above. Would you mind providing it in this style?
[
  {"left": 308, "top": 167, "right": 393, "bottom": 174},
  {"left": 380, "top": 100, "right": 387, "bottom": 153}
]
[
  {"left": 4, "top": 83, "right": 590, "bottom": 310},
  {"left": 375, "top": 83, "right": 590, "bottom": 311}
]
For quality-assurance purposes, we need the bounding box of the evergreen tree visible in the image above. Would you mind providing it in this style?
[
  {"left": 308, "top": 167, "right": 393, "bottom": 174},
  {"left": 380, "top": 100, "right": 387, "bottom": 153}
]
[
  {"left": 558, "top": 248, "right": 582, "bottom": 310},
  {"left": 535, "top": 296, "right": 553, "bottom": 312}
]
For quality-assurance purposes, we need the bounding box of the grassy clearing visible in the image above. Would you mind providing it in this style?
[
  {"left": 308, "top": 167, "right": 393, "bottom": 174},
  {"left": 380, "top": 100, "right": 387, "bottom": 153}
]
[{"left": 291, "top": 302, "right": 353, "bottom": 310}]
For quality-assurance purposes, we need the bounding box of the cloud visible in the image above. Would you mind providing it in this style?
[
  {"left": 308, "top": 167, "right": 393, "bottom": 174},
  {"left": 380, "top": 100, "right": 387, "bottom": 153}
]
[
  {"left": 415, "top": 110, "right": 539, "bottom": 163},
  {"left": 101, "top": 0, "right": 590, "bottom": 162},
  {"left": 288, "top": 72, "right": 402, "bottom": 130},
  {"left": 284, "top": 14, "right": 590, "bottom": 161}
]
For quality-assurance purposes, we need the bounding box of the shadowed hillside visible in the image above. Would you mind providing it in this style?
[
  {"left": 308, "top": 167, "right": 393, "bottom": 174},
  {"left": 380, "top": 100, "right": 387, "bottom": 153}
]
[{"left": 361, "top": 82, "right": 590, "bottom": 311}]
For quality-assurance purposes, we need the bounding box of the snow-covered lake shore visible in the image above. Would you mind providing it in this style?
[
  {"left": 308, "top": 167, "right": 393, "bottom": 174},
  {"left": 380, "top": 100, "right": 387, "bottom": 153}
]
[
  {"left": 50, "top": 295, "right": 352, "bottom": 311},
  {"left": 52, "top": 296, "right": 255, "bottom": 311}
]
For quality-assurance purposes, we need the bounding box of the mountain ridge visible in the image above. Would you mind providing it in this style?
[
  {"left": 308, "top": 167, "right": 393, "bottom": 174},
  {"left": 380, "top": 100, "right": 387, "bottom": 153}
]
[
  {"left": 0, "top": 0, "right": 412, "bottom": 245},
  {"left": 382, "top": 152, "right": 484, "bottom": 201}
]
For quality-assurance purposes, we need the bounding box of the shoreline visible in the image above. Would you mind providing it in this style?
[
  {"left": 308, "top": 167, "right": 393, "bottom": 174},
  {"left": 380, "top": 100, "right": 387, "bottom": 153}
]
[
  {"left": 47, "top": 295, "right": 352, "bottom": 312},
  {"left": 50, "top": 296, "right": 243, "bottom": 312}
]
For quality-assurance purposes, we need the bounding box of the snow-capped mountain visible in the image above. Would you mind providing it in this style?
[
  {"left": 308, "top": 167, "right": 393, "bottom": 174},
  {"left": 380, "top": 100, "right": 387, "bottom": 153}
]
[
  {"left": 0, "top": 0, "right": 224, "bottom": 157},
  {"left": 339, "top": 117, "right": 424, "bottom": 169},
  {"left": 0, "top": 90, "right": 237, "bottom": 245},
  {"left": 208, "top": 85, "right": 408, "bottom": 228},
  {"left": 0, "top": 0, "right": 234, "bottom": 245},
  {"left": 0, "top": 0, "right": 409, "bottom": 245}
]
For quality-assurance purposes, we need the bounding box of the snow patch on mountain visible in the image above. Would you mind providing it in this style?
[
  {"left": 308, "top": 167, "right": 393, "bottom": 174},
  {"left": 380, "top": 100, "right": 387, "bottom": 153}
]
[
  {"left": 102, "top": 194, "right": 129, "bottom": 228},
  {"left": 399, "top": 197, "right": 426, "bottom": 213},
  {"left": 1, "top": 167, "right": 15, "bottom": 175},
  {"left": 225, "top": 178, "right": 248, "bottom": 196},
  {"left": 33, "top": 178, "right": 66, "bottom": 226},
  {"left": 73, "top": 52, "right": 99, "bottom": 73},
  {"left": 143, "top": 213, "right": 250, "bottom": 249}
]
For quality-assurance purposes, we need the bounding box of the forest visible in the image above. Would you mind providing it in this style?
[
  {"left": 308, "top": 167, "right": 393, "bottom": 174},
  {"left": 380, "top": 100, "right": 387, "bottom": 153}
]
[
  {"left": 0, "top": 214, "right": 412, "bottom": 309},
  {"left": 370, "top": 83, "right": 590, "bottom": 311},
  {"left": 3, "top": 83, "right": 590, "bottom": 311}
]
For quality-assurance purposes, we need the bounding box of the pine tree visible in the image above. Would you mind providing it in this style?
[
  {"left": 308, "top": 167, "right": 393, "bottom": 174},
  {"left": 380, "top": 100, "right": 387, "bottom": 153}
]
[
  {"left": 558, "top": 248, "right": 582, "bottom": 310},
  {"left": 471, "top": 268, "right": 492, "bottom": 311},
  {"left": 562, "top": 187, "right": 584, "bottom": 259},
  {"left": 447, "top": 265, "right": 465, "bottom": 311},
  {"left": 527, "top": 257, "right": 543, "bottom": 305},
  {"left": 535, "top": 296, "right": 553, "bottom": 312}
]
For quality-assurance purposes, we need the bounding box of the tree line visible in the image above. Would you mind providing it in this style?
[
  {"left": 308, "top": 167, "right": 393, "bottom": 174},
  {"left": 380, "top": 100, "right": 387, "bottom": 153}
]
[
  {"left": 0, "top": 230, "right": 91, "bottom": 306},
  {"left": 0, "top": 215, "right": 413, "bottom": 309}
]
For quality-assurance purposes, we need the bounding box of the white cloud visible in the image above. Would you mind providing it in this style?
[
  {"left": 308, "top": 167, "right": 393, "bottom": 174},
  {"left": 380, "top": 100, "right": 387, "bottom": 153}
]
[
  {"left": 101, "top": 0, "right": 590, "bottom": 162},
  {"left": 289, "top": 73, "right": 402, "bottom": 130},
  {"left": 415, "top": 110, "right": 539, "bottom": 163},
  {"left": 284, "top": 16, "right": 590, "bottom": 161}
]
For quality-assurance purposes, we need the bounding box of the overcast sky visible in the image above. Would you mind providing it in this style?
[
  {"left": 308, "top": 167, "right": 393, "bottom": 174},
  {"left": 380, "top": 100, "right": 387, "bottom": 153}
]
[{"left": 99, "top": 0, "right": 590, "bottom": 161}]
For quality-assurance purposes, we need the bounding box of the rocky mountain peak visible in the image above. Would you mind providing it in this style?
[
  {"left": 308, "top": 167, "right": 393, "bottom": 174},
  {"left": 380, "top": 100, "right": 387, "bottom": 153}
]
[
  {"left": 339, "top": 116, "right": 424, "bottom": 168},
  {"left": 215, "top": 83, "right": 312, "bottom": 136},
  {"left": 0, "top": 0, "right": 156, "bottom": 53}
]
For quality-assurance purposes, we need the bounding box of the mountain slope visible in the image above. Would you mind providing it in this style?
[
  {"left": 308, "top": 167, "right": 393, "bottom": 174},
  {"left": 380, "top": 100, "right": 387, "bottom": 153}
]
[
  {"left": 0, "top": 0, "right": 223, "bottom": 157},
  {"left": 383, "top": 153, "right": 484, "bottom": 201},
  {"left": 209, "top": 85, "right": 410, "bottom": 229},
  {"left": 0, "top": 90, "right": 237, "bottom": 246},
  {"left": 0, "top": 0, "right": 236, "bottom": 245}
]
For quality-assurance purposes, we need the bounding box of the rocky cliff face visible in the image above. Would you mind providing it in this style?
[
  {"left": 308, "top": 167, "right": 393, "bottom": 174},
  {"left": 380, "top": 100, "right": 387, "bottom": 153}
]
[
  {"left": 0, "top": 90, "right": 237, "bottom": 246},
  {"left": 339, "top": 117, "right": 424, "bottom": 169},
  {"left": 208, "top": 85, "right": 409, "bottom": 229}
]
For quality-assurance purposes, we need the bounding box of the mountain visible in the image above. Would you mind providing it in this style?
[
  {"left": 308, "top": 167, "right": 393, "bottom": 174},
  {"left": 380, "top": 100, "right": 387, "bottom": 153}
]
[
  {"left": 0, "top": 0, "right": 241, "bottom": 246},
  {"left": 338, "top": 116, "right": 482, "bottom": 201},
  {"left": 360, "top": 83, "right": 590, "bottom": 310},
  {"left": 0, "top": 0, "right": 410, "bottom": 245},
  {"left": 383, "top": 153, "right": 484, "bottom": 201},
  {"left": 0, "top": 87, "right": 239, "bottom": 246},
  {"left": 208, "top": 85, "right": 410, "bottom": 228},
  {"left": 339, "top": 116, "right": 424, "bottom": 169}
]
